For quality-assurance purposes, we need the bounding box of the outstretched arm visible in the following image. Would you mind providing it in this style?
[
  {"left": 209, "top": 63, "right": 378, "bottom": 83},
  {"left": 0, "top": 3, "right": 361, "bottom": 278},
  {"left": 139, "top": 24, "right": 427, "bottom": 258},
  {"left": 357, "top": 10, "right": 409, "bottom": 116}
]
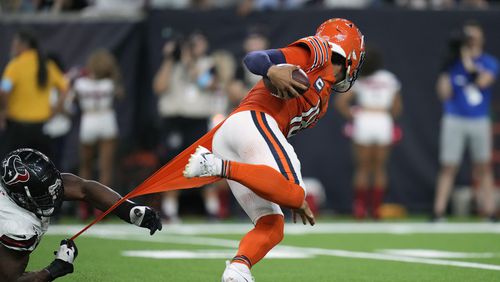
[
  {"left": 62, "top": 173, "right": 162, "bottom": 235},
  {"left": 0, "top": 245, "right": 45, "bottom": 282},
  {"left": 0, "top": 240, "right": 77, "bottom": 282}
]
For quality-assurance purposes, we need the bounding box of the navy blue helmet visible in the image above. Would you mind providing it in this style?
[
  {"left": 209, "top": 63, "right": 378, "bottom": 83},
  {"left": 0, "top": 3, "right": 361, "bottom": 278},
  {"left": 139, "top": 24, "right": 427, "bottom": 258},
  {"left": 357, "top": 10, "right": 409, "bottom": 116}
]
[{"left": 1, "top": 148, "right": 64, "bottom": 217}]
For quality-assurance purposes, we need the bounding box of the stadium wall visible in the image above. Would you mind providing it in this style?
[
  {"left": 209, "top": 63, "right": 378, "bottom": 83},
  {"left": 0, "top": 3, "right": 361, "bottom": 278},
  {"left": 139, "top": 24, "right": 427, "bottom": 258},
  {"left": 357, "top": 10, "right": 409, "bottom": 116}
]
[{"left": 1, "top": 9, "right": 499, "bottom": 213}]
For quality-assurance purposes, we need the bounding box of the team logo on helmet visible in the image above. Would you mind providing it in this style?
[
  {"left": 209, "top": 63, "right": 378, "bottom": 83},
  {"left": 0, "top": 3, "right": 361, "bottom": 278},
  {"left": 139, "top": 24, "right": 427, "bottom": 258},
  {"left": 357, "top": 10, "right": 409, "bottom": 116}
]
[
  {"left": 334, "top": 34, "right": 346, "bottom": 42},
  {"left": 2, "top": 155, "right": 30, "bottom": 185}
]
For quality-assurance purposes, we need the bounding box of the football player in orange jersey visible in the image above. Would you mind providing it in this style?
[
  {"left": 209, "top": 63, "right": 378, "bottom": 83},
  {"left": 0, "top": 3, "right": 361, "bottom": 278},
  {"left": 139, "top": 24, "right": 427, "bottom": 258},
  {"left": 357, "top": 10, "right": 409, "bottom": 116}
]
[{"left": 184, "top": 18, "right": 365, "bottom": 281}]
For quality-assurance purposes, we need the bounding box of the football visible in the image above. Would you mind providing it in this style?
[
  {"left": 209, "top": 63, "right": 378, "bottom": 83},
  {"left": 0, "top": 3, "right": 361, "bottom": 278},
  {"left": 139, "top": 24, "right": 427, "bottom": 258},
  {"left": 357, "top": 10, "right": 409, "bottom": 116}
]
[{"left": 263, "top": 64, "right": 310, "bottom": 98}]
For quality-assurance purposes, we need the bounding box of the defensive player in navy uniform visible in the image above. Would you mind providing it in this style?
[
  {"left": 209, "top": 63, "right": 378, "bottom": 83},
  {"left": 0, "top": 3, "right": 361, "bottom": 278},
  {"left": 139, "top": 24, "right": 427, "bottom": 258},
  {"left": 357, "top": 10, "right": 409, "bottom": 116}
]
[{"left": 0, "top": 148, "right": 162, "bottom": 281}]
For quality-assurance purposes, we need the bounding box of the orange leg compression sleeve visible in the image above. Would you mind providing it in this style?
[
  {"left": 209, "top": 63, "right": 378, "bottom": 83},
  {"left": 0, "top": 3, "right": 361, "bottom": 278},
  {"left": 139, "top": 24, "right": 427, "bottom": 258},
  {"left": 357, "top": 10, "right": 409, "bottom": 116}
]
[
  {"left": 223, "top": 161, "right": 305, "bottom": 209},
  {"left": 232, "top": 214, "right": 285, "bottom": 268}
]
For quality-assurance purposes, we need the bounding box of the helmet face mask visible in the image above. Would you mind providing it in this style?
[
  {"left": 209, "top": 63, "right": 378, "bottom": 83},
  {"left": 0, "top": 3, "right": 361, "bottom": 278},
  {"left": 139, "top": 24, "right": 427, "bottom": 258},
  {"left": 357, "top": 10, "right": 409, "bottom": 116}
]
[
  {"left": 13, "top": 178, "right": 64, "bottom": 217},
  {"left": 1, "top": 149, "right": 64, "bottom": 217},
  {"left": 332, "top": 50, "right": 365, "bottom": 93}
]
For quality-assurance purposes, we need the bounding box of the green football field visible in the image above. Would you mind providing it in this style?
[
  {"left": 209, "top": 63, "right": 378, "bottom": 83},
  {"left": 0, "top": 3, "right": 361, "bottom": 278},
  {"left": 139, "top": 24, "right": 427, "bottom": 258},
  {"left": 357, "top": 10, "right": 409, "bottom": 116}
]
[{"left": 28, "top": 222, "right": 500, "bottom": 281}]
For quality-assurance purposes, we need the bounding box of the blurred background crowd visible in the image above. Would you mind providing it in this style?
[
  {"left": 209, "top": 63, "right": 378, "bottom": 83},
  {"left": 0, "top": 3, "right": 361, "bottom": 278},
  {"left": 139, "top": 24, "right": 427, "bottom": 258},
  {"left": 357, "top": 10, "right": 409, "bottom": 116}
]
[
  {"left": 0, "top": 3, "right": 499, "bottom": 223},
  {"left": 0, "top": 0, "right": 499, "bottom": 13}
]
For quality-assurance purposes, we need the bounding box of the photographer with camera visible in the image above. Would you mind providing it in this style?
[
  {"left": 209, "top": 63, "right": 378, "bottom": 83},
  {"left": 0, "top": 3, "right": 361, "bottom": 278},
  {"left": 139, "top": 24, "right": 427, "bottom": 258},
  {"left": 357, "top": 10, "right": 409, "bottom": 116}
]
[
  {"left": 153, "top": 31, "right": 220, "bottom": 222},
  {"left": 433, "top": 21, "right": 498, "bottom": 221}
]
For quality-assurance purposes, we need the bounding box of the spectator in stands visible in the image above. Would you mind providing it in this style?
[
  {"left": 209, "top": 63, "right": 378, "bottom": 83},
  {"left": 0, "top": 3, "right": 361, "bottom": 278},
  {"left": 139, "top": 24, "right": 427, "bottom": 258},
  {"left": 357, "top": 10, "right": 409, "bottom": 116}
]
[
  {"left": 43, "top": 53, "right": 73, "bottom": 168},
  {"left": 238, "top": 0, "right": 317, "bottom": 15},
  {"left": 394, "top": 0, "right": 489, "bottom": 9},
  {"left": 461, "top": 0, "right": 489, "bottom": 8},
  {"left": 4, "top": 0, "right": 89, "bottom": 12},
  {"left": 153, "top": 31, "right": 220, "bottom": 222},
  {"left": 73, "top": 49, "right": 123, "bottom": 220},
  {"left": 210, "top": 50, "right": 238, "bottom": 123},
  {"left": 79, "top": 0, "right": 146, "bottom": 15},
  {"left": 336, "top": 47, "right": 402, "bottom": 219},
  {"left": 0, "top": 29, "right": 68, "bottom": 158},
  {"left": 231, "top": 27, "right": 270, "bottom": 104},
  {"left": 433, "top": 21, "right": 498, "bottom": 221},
  {"left": 394, "top": 0, "right": 454, "bottom": 9},
  {"left": 237, "top": 28, "right": 270, "bottom": 89}
]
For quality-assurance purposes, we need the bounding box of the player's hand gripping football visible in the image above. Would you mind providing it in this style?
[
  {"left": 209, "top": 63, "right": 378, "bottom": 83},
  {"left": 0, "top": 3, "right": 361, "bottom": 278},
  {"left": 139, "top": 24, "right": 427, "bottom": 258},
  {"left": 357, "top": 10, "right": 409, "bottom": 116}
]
[
  {"left": 267, "top": 64, "right": 308, "bottom": 99},
  {"left": 292, "top": 200, "right": 315, "bottom": 226},
  {"left": 45, "top": 239, "right": 78, "bottom": 280},
  {"left": 130, "top": 206, "right": 163, "bottom": 235}
]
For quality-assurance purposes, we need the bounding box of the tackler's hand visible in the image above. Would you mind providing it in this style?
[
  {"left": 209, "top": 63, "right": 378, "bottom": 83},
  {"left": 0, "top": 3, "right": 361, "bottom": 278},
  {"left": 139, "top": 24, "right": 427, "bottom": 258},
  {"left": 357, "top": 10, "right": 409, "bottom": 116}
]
[
  {"left": 130, "top": 206, "right": 163, "bottom": 235},
  {"left": 45, "top": 239, "right": 78, "bottom": 280}
]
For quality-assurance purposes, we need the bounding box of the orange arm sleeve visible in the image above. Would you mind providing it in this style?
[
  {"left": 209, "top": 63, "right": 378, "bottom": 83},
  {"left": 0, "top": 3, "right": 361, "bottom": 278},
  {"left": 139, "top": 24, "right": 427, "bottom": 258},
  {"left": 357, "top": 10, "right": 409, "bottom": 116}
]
[{"left": 280, "top": 45, "right": 313, "bottom": 71}]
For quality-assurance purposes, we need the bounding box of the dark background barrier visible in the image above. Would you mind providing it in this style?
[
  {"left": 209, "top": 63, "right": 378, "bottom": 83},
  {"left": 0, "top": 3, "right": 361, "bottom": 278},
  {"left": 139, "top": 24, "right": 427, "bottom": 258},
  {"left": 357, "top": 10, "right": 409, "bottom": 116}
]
[{"left": 1, "top": 9, "right": 499, "bottom": 213}]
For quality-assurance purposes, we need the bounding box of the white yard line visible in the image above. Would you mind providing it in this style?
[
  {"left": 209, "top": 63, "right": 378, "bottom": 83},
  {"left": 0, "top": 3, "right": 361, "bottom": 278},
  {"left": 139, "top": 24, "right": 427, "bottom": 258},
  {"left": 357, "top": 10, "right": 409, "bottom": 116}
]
[
  {"left": 294, "top": 247, "right": 500, "bottom": 271},
  {"left": 378, "top": 249, "right": 497, "bottom": 259},
  {"left": 107, "top": 234, "right": 500, "bottom": 271},
  {"left": 47, "top": 222, "right": 500, "bottom": 236},
  {"left": 45, "top": 224, "right": 500, "bottom": 271},
  {"left": 45, "top": 223, "right": 500, "bottom": 272},
  {"left": 122, "top": 249, "right": 314, "bottom": 259}
]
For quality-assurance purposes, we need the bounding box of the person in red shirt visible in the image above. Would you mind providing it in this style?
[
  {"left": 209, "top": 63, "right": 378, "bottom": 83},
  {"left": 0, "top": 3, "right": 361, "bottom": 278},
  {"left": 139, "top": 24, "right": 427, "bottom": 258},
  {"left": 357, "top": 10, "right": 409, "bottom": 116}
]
[{"left": 184, "top": 18, "right": 365, "bottom": 282}]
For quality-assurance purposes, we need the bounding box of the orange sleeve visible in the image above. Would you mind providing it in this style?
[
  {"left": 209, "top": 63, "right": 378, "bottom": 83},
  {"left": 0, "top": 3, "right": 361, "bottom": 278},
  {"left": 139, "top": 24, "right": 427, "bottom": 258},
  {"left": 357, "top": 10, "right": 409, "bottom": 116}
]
[
  {"left": 280, "top": 45, "right": 312, "bottom": 71},
  {"left": 281, "top": 36, "right": 331, "bottom": 73}
]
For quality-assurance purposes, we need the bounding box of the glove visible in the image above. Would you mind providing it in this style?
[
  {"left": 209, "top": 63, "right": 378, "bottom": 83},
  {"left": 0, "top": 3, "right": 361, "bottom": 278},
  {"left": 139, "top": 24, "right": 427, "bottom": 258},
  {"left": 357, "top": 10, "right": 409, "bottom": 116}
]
[
  {"left": 130, "top": 206, "right": 163, "bottom": 235},
  {"left": 45, "top": 239, "right": 78, "bottom": 281}
]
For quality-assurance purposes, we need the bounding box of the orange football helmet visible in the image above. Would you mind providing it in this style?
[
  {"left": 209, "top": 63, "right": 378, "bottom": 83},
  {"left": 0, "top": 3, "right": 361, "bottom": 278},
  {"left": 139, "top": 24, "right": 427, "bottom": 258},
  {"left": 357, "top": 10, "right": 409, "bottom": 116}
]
[{"left": 316, "top": 18, "right": 365, "bottom": 92}]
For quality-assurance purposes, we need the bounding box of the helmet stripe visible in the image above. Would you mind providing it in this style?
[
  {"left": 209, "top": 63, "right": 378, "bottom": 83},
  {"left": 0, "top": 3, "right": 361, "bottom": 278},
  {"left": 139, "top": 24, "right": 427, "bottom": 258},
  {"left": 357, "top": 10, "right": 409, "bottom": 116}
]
[{"left": 329, "top": 43, "right": 346, "bottom": 58}]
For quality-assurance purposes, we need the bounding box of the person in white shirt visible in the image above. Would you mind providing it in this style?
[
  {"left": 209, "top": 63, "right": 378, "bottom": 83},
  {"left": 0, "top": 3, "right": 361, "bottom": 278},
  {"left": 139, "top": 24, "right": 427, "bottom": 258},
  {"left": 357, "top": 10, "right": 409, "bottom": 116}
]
[
  {"left": 336, "top": 48, "right": 403, "bottom": 219},
  {"left": 72, "top": 49, "right": 123, "bottom": 219}
]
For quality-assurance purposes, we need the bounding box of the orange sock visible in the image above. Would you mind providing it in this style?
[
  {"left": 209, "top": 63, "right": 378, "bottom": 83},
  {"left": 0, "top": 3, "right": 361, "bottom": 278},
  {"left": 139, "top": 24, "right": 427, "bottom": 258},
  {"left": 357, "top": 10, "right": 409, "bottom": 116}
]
[
  {"left": 232, "top": 214, "right": 284, "bottom": 268},
  {"left": 223, "top": 161, "right": 305, "bottom": 209}
]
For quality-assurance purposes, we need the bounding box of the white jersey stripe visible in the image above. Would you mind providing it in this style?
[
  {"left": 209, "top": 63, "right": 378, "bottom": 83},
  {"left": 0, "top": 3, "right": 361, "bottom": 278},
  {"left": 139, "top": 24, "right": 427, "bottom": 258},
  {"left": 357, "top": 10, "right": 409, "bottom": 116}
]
[
  {"left": 321, "top": 40, "right": 330, "bottom": 62},
  {"left": 311, "top": 37, "right": 324, "bottom": 68},
  {"left": 306, "top": 37, "right": 319, "bottom": 71},
  {"left": 311, "top": 37, "right": 326, "bottom": 67},
  {"left": 307, "top": 37, "right": 323, "bottom": 72}
]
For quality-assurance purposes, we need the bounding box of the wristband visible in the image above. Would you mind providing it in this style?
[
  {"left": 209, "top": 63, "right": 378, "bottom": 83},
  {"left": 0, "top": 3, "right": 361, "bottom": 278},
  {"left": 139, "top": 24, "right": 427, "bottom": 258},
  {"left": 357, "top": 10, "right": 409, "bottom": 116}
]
[
  {"left": 45, "top": 259, "right": 73, "bottom": 281},
  {"left": 113, "top": 200, "right": 137, "bottom": 224}
]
